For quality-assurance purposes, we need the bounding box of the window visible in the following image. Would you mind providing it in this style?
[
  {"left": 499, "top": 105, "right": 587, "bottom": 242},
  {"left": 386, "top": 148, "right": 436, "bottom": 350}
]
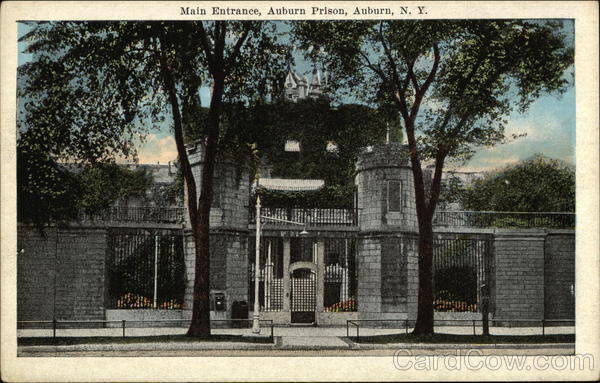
[{"left": 387, "top": 180, "right": 402, "bottom": 212}]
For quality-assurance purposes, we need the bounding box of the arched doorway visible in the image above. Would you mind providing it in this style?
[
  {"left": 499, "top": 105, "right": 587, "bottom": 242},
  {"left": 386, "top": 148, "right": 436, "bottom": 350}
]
[{"left": 290, "top": 262, "right": 317, "bottom": 324}]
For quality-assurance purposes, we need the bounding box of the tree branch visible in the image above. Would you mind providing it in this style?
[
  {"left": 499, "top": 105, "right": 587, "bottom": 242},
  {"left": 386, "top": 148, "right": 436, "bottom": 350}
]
[
  {"left": 427, "top": 145, "right": 448, "bottom": 217},
  {"left": 409, "top": 43, "right": 439, "bottom": 124},
  {"left": 359, "top": 51, "right": 387, "bottom": 82},
  {"left": 376, "top": 22, "right": 411, "bottom": 122},
  {"left": 157, "top": 35, "right": 198, "bottom": 223},
  {"left": 197, "top": 22, "right": 215, "bottom": 75},
  {"left": 224, "top": 24, "right": 252, "bottom": 74},
  {"left": 407, "top": 59, "right": 420, "bottom": 94}
]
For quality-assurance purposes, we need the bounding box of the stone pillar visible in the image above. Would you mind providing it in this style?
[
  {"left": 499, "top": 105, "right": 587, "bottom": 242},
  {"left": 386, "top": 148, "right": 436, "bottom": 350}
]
[
  {"left": 354, "top": 143, "right": 419, "bottom": 321},
  {"left": 282, "top": 238, "right": 291, "bottom": 311},
  {"left": 316, "top": 240, "right": 325, "bottom": 314}
]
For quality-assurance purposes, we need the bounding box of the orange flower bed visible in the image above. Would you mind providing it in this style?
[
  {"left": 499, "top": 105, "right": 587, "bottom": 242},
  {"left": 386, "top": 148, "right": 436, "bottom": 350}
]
[
  {"left": 434, "top": 298, "right": 478, "bottom": 312},
  {"left": 324, "top": 298, "right": 357, "bottom": 312}
]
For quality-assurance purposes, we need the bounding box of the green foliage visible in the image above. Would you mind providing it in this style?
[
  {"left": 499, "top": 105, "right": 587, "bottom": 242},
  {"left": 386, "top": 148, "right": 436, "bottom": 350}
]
[
  {"left": 77, "top": 163, "right": 154, "bottom": 212},
  {"left": 461, "top": 155, "right": 575, "bottom": 212},
  {"left": 17, "top": 146, "right": 81, "bottom": 227},
  {"left": 185, "top": 98, "right": 390, "bottom": 208},
  {"left": 292, "top": 20, "right": 573, "bottom": 162},
  {"left": 18, "top": 20, "right": 289, "bottom": 221},
  {"left": 17, "top": 145, "right": 154, "bottom": 226},
  {"left": 264, "top": 100, "right": 388, "bottom": 207}
]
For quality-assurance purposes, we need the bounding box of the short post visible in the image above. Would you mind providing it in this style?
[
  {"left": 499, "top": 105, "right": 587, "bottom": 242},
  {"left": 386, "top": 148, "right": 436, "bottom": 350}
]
[
  {"left": 481, "top": 283, "right": 490, "bottom": 336},
  {"left": 122, "top": 320, "right": 126, "bottom": 338},
  {"left": 405, "top": 319, "right": 408, "bottom": 334},
  {"left": 53, "top": 318, "right": 57, "bottom": 338},
  {"left": 472, "top": 320, "right": 476, "bottom": 336},
  {"left": 542, "top": 319, "right": 545, "bottom": 336}
]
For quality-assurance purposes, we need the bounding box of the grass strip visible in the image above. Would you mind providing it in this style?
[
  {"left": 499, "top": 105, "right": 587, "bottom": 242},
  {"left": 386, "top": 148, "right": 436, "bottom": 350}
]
[
  {"left": 19, "top": 334, "right": 273, "bottom": 346},
  {"left": 352, "top": 333, "right": 575, "bottom": 344}
]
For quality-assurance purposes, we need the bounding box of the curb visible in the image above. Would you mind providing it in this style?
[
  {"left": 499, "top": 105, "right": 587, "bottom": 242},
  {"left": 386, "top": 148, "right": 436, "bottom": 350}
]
[
  {"left": 18, "top": 340, "right": 575, "bottom": 353},
  {"left": 347, "top": 341, "right": 576, "bottom": 350}
]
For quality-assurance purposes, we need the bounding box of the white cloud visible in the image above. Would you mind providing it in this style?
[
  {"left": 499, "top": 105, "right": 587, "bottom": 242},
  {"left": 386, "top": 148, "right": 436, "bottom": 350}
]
[{"left": 135, "top": 134, "right": 178, "bottom": 164}]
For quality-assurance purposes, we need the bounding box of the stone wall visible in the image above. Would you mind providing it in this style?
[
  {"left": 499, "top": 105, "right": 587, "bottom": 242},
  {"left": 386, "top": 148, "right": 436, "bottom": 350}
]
[
  {"left": 357, "top": 238, "right": 382, "bottom": 315},
  {"left": 544, "top": 232, "right": 575, "bottom": 319},
  {"left": 17, "top": 225, "right": 107, "bottom": 321},
  {"left": 493, "top": 231, "right": 546, "bottom": 320},
  {"left": 183, "top": 231, "right": 248, "bottom": 317}
]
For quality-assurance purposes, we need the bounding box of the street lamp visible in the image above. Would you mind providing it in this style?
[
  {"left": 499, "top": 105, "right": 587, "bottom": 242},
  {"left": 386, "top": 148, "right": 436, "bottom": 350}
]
[{"left": 252, "top": 196, "right": 309, "bottom": 334}]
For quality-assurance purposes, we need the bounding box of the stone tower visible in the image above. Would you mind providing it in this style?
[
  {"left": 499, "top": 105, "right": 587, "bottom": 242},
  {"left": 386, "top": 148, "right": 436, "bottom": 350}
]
[{"left": 354, "top": 143, "right": 419, "bottom": 321}]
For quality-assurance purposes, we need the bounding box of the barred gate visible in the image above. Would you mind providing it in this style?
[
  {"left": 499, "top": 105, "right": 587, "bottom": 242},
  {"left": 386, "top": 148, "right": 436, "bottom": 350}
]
[
  {"left": 107, "top": 228, "right": 185, "bottom": 309},
  {"left": 248, "top": 236, "right": 358, "bottom": 315},
  {"left": 432, "top": 235, "right": 492, "bottom": 313},
  {"left": 290, "top": 268, "right": 317, "bottom": 323}
]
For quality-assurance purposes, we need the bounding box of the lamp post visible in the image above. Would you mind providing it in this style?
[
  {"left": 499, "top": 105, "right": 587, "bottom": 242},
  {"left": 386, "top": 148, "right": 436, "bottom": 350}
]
[
  {"left": 252, "top": 198, "right": 309, "bottom": 334},
  {"left": 252, "top": 196, "right": 262, "bottom": 333}
]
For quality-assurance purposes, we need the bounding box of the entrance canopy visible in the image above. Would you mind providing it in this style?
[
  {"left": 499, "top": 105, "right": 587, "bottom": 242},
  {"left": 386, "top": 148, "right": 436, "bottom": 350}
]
[{"left": 254, "top": 178, "right": 324, "bottom": 192}]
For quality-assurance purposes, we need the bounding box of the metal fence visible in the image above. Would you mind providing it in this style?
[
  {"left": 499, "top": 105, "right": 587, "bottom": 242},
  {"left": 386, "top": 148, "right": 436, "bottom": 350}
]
[
  {"left": 433, "top": 236, "right": 492, "bottom": 313},
  {"left": 107, "top": 228, "right": 186, "bottom": 309},
  {"left": 324, "top": 238, "right": 357, "bottom": 312},
  {"left": 79, "top": 206, "right": 185, "bottom": 224},
  {"left": 433, "top": 211, "right": 575, "bottom": 229},
  {"left": 346, "top": 319, "right": 575, "bottom": 342},
  {"left": 250, "top": 207, "right": 359, "bottom": 226},
  {"left": 17, "top": 319, "right": 274, "bottom": 340}
]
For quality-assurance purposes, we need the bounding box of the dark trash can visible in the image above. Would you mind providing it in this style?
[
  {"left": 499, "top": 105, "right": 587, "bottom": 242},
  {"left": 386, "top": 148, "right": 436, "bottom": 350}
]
[{"left": 231, "top": 301, "right": 249, "bottom": 328}]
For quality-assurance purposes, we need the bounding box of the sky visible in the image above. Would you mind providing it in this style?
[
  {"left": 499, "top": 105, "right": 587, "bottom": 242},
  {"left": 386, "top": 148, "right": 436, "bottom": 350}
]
[{"left": 17, "top": 21, "right": 575, "bottom": 173}]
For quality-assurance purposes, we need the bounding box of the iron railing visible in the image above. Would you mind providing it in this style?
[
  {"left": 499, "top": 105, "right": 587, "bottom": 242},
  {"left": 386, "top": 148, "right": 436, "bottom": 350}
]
[
  {"left": 250, "top": 207, "right": 359, "bottom": 226},
  {"left": 17, "top": 319, "right": 274, "bottom": 340},
  {"left": 433, "top": 211, "right": 575, "bottom": 229},
  {"left": 79, "top": 206, "right": 185, "bottom": 224},
  {"left": 346, "top": 318, "right": 575, "bottom": 342}
]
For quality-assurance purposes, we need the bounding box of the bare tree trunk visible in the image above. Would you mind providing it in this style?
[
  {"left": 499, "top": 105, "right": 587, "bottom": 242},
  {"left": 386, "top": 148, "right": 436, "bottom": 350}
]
[
  {"left": 413, "top": 224, "right": 435, "bottom": 334},
  {"left": 186, "top": 74, "right": 224, "bottom": 337}
]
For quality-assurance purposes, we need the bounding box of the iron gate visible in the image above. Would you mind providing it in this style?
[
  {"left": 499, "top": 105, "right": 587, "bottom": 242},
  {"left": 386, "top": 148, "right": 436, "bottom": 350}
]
[
  {"left": 432, "top": 234, "right": 493, "bottom": 313},
  {"left": 107, "top": 228, "right": 185, "bottom": 309},
  {"left": 290, "top": 268, "right": 317, "bottom": 323}
]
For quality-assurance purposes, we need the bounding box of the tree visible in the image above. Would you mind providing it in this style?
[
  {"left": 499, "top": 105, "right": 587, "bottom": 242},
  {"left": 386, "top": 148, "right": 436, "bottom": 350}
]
[
  {"left": 293, "top": 20, "right": 573, "bottom": 334},
  {"left": 461, "top": 155, "right": 575, "bottom": 212},
  {"left": 19, "top": 21, "right": 288, "bottom": 336}
]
